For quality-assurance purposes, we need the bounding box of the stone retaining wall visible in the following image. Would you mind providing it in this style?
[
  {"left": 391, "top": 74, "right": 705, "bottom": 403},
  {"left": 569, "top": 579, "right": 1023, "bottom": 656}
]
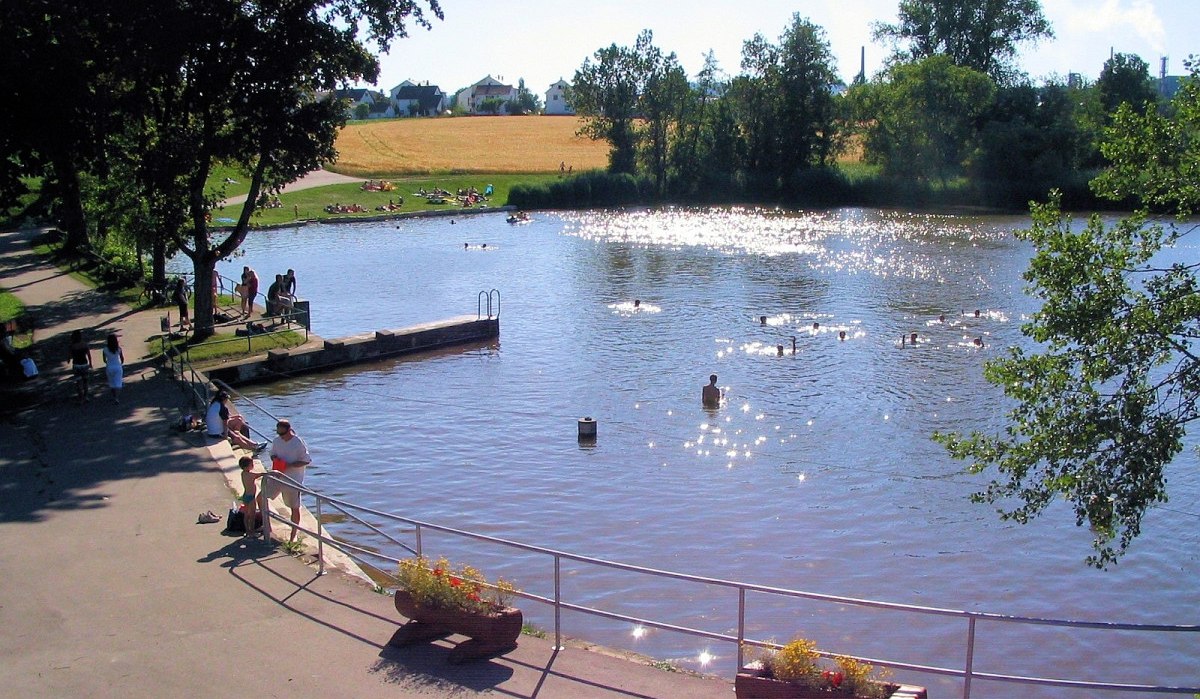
[{"left": 205, "top": 315, "right": 498, "bottom": 386}]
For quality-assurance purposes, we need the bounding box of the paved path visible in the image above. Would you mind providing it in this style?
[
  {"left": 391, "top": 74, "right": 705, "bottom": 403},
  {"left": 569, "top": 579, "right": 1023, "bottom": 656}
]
[
  {"left": 223, "top": 168, "right": 361, "bottom": 206},
  {"left": 0, "top": 226, "right": 734, "bottom": 698}
]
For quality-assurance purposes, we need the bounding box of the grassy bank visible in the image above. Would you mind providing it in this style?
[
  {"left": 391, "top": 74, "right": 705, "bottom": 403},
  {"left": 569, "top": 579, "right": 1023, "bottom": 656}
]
[
  {"left": 227, "top": 173, "right": 563, "bottom": 226},
  {"left": 159, "top": 329, "right": 306, "bottom": 364}
]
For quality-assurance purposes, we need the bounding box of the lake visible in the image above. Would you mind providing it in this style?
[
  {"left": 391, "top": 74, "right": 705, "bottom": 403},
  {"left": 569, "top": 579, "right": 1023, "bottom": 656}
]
[{"left": 203, "top": 206, "right": 1199, "bottom": 697}]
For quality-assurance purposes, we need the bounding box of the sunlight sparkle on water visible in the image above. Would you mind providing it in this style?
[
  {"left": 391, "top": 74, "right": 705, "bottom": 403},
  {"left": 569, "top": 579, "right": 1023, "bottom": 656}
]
[
  {"left": 697, "top": 650, "right": 715, "bottom": 667},
  {"left": 631, "top": 625, "right": 646, "bottom": 640}
]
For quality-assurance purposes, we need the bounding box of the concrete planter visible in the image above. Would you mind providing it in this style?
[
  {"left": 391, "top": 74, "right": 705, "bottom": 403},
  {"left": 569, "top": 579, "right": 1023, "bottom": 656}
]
[
  {"left": 734, "top": 665, "right": 927, "bottom": 699},
  {"left": 389, "top": 589, "right": 522, "bottom": 663}
]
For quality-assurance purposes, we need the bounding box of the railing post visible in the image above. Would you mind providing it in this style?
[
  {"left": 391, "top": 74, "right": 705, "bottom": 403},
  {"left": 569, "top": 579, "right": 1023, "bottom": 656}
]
[
  {"left": 261, "top": 473, "right": 273, "bottom": 539},
  {"left": 414, "top": 524, "right": 422, "bottom": 557},
  {"left": 554, "top": 554, "right": 564, "bottom": 650},
  {"left": 963, "top": 614, "right": 976, "bottom": 699},
  {"left": 316, "top": 496, "right": 325, "bottom": 575},
  {"left": 736, "top": 586, "right": 746, "bottom": 675}
]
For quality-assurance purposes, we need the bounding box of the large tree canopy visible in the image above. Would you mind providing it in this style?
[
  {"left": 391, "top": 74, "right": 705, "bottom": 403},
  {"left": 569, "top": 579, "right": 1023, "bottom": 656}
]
[
  {"left": 936, "top": 63, "right": 1200, "bottom": 568},
  {"left": 873, "top": 0, "right": 1053, "bottom": 84},
  {"left": 849, "top": 55, "right": 994, "bottom": 183},
  {"left": 732, "top": 14, "right": 842, "bottom": 191},
  {"left": 571, "top": 31, "right": 653, "bottom": 175},
  {"left": 2, "top": 0, "right": 442, "bottom": 337}
]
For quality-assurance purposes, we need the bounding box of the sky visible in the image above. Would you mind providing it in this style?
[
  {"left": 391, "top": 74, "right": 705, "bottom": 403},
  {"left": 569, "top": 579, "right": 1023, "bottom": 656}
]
[{"left": 364, "top": 0, "right": 1196, "bottom": 97}]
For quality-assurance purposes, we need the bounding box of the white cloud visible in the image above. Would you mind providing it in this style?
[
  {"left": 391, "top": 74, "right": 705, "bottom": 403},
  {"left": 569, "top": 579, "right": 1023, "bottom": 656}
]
[{"left": 1058, "top": 0, "right": 1166, "bottom": 53}]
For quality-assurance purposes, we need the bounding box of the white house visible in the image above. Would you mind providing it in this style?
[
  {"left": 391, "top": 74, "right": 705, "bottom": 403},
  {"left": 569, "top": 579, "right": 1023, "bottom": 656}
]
[
  {"left": 388, "top": 80, "right": 449, "bottom": 117},
  {"left": 544, "top": 79, "right": 573, "bottom": 115},
  {"left": 455, "top": 76, "right": 518, "bottom": 114}
]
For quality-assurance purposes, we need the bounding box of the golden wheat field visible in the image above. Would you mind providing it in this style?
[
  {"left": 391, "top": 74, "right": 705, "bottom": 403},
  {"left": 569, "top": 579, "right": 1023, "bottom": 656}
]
[{"left": 333, "top": 116, "right": 610, "bottom": 176}]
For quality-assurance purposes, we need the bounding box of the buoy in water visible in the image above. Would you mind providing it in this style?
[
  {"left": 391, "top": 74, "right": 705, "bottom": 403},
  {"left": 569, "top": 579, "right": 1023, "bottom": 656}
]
[{"left": 578, "top": 417, "right": 597, "bottom": 442}]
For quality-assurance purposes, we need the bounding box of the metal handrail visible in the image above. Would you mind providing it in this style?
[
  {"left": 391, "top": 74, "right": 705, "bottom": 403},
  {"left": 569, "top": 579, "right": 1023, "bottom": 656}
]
[
  {"left": 252, "top": 475, "right": 1200, "bottom": 697},
  {"left": 477, "top": 288, "right": 500, "bottom": 319},
  {"left": 160, "top": 333, "right": 209, "bottom": 409}
]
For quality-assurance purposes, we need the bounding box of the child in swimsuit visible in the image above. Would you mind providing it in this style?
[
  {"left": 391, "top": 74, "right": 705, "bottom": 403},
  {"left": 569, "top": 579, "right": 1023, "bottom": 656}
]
[{"left": 239, "top": 456, "right": 264, "bottom": 537}]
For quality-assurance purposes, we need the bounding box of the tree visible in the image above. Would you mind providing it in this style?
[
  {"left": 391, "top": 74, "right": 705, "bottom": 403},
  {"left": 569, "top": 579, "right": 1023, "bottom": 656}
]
[
  {"left": 873, "top": 0, "right": 1053, "bottom": 84},
  {"left": 636, "top": 41, "right": 689, "bottom": 194},
  {"left": 133, "top": 0, "right": 442, "bottom": 338},
  {"left": 572, "top": 31, "right": 651, "bottom": 174},
  {"left": 508, "top": 78, "right": 542, "bottom": 115},
  {"left": 850, "top": 55, "right": 995, "bottom": 183},
  {"left": 0, "top": 1, "right": 140, "bottom": 252},
  {"left": 772, "top": 15, "right": 842, "bottom": 181},
  {"left": 1097, "top": 52, "right": 1157, "bottom": 117},
  {"left": 935, "top": 61, "right": 1200, "bottom": 568},
  {"left": 972, "top": 81, "right": 1091, "bottom": 206},
  {"left": 727, "top": 15, "right": 841, "bottom": 193}
]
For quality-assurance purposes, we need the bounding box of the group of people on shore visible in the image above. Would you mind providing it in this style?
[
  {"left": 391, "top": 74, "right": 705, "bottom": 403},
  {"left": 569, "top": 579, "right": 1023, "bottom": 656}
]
[
  {"left": 206, "top": 390, "right": 311, "bottom": 543},
  {"left": 236, "top": 266, "right": 297, "bottom": 319}
]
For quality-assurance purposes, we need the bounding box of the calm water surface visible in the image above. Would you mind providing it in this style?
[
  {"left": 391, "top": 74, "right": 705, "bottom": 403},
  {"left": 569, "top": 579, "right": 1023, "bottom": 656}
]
[{"left": 205, "top": 207, "right": 1199, "bottom": 696}]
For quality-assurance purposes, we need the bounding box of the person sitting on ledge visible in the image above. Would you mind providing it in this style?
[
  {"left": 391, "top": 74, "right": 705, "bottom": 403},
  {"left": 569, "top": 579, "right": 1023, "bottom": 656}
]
[{"left": 206, "top": 391, "right": 265, "bottom": 453}]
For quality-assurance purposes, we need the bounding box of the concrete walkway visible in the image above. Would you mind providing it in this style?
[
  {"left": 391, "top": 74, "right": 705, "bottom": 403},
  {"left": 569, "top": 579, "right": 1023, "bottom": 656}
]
[
  {"left": 222, "top": 168, "right": 361, "bottom": 206},
  {"left": 0, "top": 226, "right": 734, "bottom": 698}
]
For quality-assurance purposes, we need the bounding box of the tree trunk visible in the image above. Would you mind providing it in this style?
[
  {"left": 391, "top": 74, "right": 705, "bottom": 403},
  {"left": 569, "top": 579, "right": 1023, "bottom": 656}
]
[
  {"left": 151, "top": 237, "right": 167, "bottom": 286},
  {"left": 50, "top": 155, "right": 89, "bottom": 253},
  {"left": 190, "top": 255, "right": 217, "bottom": 341}
]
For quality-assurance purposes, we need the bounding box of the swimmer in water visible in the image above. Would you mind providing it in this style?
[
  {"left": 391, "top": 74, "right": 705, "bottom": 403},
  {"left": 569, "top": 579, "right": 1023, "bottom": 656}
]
[
  {"left": 633, "top": 299, "right": 640, "bottom": 309},
  {"left": 973, "top": 337, "right": 984, "bottom": 347},
  {"left": 910, "top": 332, "right": 918, "bottom": 345},
  {"left": 838, "top": 330, "right": 846, "bottom": 341},
  {"left": 812, "top": 321, "right": 820, "bottom": 330},
  {"left": 702, "top": 374, "right": 721, "bottom": 408}
]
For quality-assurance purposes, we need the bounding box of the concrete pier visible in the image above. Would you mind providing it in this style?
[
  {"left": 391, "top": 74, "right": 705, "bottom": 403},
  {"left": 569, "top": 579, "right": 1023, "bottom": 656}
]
[{"left": 204, "top": 315, "right": 499, "bottom": 386}]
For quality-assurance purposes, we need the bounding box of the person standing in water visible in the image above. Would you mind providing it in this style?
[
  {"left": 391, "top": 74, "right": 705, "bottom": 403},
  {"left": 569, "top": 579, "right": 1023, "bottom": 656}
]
[{"left": 702, "top": 374, "right": 721, "bottom": 408}]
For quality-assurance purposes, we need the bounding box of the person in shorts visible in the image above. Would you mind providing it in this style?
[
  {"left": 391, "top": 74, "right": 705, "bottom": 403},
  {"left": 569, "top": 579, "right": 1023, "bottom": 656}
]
[{"left": 268, "top": 419, "right": 311, "bottom": 543}]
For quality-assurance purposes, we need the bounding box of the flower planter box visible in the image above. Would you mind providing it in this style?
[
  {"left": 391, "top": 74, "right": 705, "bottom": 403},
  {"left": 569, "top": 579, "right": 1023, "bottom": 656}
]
[
  {"left": 734, "top": 665, "right": 927, "bottom": 699},
  {"left": 389, "top": 589, "right": 523, "bottom": 663}
]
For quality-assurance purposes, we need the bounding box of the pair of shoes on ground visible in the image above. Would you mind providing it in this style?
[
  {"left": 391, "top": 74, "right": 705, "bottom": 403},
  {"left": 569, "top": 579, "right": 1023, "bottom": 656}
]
[
  {"left": 197, "top": 510, "right": 221, "bottom": 524},
  {"left": 252, "top": 442, "right": 269, "bottom": 455}
]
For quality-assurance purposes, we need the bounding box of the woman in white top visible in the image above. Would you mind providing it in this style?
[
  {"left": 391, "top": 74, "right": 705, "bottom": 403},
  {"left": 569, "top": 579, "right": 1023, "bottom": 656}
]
[{"left": 102, "top": 333, "right": 124, "bottom": 404}]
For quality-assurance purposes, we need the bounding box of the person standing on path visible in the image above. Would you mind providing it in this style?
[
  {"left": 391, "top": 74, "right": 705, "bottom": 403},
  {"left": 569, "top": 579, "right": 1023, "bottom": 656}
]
[
  {"left": 67, "top": 329, "right": 92, "bottom": 403},
  {"left": 102, "top": 333, "right": 124, "bottom": 404},
  {"left": 268, "top": 419, "right": 311, "bottom": 543},
  {"left": 172, "top": 277, "right": 190, "bottom": 330}
]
